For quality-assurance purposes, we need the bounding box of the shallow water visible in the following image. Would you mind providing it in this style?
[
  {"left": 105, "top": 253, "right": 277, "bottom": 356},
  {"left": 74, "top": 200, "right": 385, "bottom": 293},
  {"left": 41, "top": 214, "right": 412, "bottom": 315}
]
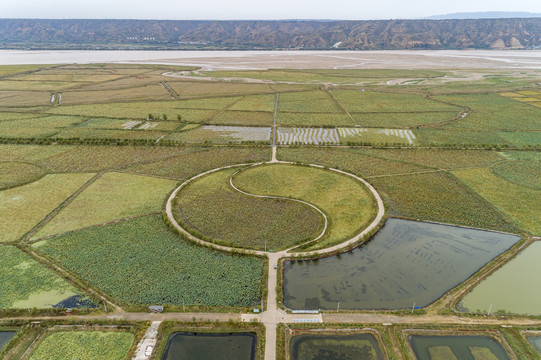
[
  {"left": 409, "top": 335, "right": 510, "bottom": 360},
  {"left": 526, "top": 336, "right": 541, "bottom": 354},
  {"left": 283, "top": 218, "right": 520, "bottom": 310},
  {"left": 458, "top": 241, "right": 541, "bottom": 315},
  {"left": 0, "top": 332, "right": 15, "bottom": 351},
  {"left": 161, "top": 332, "right": 256, "bottom": 360},
  {"left": 290, "top": 333, "right": 384, "bottom": 360}
]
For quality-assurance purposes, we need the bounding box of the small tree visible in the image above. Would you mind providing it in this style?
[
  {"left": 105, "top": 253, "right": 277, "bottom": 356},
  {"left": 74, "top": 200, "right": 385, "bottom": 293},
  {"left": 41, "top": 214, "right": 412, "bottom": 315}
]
[
  {"left": 162, "top": 113, "right": 167, "bottom": 121},
  {"left": 177, "top": 114, "right": 182, "bottom": 121}
]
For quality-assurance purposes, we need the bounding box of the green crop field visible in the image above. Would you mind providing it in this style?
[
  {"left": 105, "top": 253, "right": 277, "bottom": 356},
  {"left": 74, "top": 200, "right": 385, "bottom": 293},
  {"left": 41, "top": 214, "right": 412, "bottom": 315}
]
[
  {"left": 233, "top": 163, "right": 377, "bottom": 250},
  {"left": 0, "top": 246, "right": 87, "bottom": 309},
  {"left": 29, "top": 331, "right": 134, "bottom": 360},
  {"left": 0, "top": 173, "right": 94, "bottom": 243},
  {"left": 277, "top": 147, "right": 428, "bottom": 178},
  {"left": 34, "top": 214, "right": 264, "bottom": 307},
  {"left": 277, "top": 112, "right": 354, "bottom": 127},
  {"left": 0, "top": 161, "right": 46, "bottom": 190},
  {"left": 370, "top": 171, "right": 518, "bottom": 233},
  {"left": 33, "top": 172, "right": 177, "bottom": 239},
  {"left": 278, "top": 91, "right": 343, "bottom": 113},
  {"left": 350, "top": 111, "right": 459, "bottom": 128},
  {"left": 124, "top": 146, "right": 270, "bottom": 180},
  {"left": 175, "top": 167, "right": 323, "bottom": 250},
  {"left": 331, "top": 90, "right": 463, "bottom": 113},
  {"left": 453, "top": 167, "right": 541, "bottom": 235},
  {"left": 210, "top": 110, "right": 274, "bottom": 126}
]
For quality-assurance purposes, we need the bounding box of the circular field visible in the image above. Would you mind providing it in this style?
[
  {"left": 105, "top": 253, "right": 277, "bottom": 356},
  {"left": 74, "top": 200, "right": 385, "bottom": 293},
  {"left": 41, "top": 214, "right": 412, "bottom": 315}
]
[
  {"left": 174, "top": 166, "right": 325, "bottom": 251},
  {"left": 172, "top": 163, "right": 378, "bottom": 252},
  {"left": 0, "top": 161, "right": 46, "bottom": 190}
]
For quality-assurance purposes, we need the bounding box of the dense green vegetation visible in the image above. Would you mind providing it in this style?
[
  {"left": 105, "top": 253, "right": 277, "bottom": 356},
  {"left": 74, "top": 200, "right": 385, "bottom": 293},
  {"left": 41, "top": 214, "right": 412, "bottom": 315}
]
[
  {"left": 0, "top": 246, "right": 86, "bottom": 308},
  {"left": 34, "top": 214, "right": 264, "bottom": 307},
  {"left": 453, "top": 167, "right": 540, "bottom": 235},
  {"left": 0, "top": 161, "right": 45, "bottom": 190},
  {"left": 33, "top": 172, "right": 177, "bottom": 239},
  {"left": 233, "top": 164, "right": 377, "bottom": 250},
  {"left": 29, "top": 331, "right": 134, "bottom": 360},
  {"left": 0, "top": 173, "right": 94, "bottom": 243},
  {"left": 175, "top": 167, "right": 324, "bottom": 251}
]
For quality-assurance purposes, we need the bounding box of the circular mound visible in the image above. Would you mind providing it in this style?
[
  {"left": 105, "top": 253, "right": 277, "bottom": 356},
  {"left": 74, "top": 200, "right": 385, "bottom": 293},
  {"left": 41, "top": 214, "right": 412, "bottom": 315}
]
[
  {"left": 0, "top": 161, "right": 46, "bottom": 190},
  {"left": 173, "top": 166, "right": 325, "bottom": 251},
  {"left": 492, "top": 161, "right": 540, "bottom": 190}
]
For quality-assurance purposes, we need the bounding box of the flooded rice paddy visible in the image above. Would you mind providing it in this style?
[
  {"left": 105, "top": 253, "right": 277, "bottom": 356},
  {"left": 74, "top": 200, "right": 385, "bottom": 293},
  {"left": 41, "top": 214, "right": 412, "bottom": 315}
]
[
  {"left": 161, "top": 332, "right": 256, "bottom": 360},
  {"left": 289, "top": 333, "right": 384, "bottom": 360},
  {"left": 409, "top": 335, "right": 511, "bottom": 360},
  {"left": 458, "top": 241, "right": 541, "bottom": 315},
  {"left": 283, "top": 218, "right": 520, "bottom": 310},
  {"left": 0, "top": 332, "right": 15, "bottom": 351}
]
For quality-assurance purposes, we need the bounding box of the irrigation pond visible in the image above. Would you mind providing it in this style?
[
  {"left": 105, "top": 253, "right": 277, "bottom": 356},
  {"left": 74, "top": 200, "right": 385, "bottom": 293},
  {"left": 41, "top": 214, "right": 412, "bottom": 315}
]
[
  {"left": 458, "top": 241, "right": 541, "bottom": 315},
  {"left": 283, "top": 218, "right": 520, "bottom": 310},
  {"left": 289, "top": 333, "right": 384, "bottom": 360},
  {"left": 0, "top": 332, "right": 15, "bottom": 351},
  {"left": 408, "top": 335, "right": 511, "bottom": 360},
  {"left": 161, "top": 332, "right": 256, "bottom": 360},
  {"left": 526, "top": 336, "right": 541, "bottom": 354}
]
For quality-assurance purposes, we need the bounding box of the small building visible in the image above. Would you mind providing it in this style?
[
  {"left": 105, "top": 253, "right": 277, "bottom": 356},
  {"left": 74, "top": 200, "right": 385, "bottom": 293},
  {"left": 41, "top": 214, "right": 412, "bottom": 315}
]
[{"left": 149, "top": 306, "right": 164, "bottom": 313}]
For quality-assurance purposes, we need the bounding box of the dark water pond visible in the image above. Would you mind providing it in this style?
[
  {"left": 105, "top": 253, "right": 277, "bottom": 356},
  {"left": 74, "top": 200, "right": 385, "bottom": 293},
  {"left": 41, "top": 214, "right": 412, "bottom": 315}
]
[
  {"left": 161, "top": 332, "right": 256, "bottom": 360},
  {"left": 283, "top": 218, "right": 520, "bottom": 310},
  {"left": 0, "top": 332, "right": 15, "bottom": 351},
  {"left": 290, "top": 333, "right": 384, "bottom": 360},
  {"left": 527, "top": 336, "right": 541, "bottom": 354},
  {"left": 409, "top": 335, "right": 510, "bottom": 360}
]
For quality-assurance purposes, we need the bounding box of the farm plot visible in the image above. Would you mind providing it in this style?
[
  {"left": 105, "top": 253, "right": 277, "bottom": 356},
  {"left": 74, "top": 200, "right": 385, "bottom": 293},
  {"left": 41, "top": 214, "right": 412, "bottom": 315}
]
[
  {"left": 459, "top": 241, "right": 541, "bottom": 315},
  {"left": 46, "top": 101, "right": 216, "bottom": 121},
  {"left": 0, "top": 246, "right": 92, "bottom": 309},
  {"left": 277, "top": 127, "right": 339, "bottom": 145},
  {"left": 0, "top": 144, "right": 74, "bottom": 163},
  {"left": 0, "top": 112, "right": 41, "bottom": 121},
  {"left": 435, "top": 93, "right": 541, "bottom": 131},
  {"left": 277, "top": 147, "right": 427, "bottom": 177},
  {"left": 0, "top": 173, "right": 94, "bottom": 243},
  {"left": 278, "top": 91, "right": 343, "bottom": 113},
  {"left": 277, "top": 112, "right": 354, "bottom": 127},
  {"left": 350, "top": 111, "right": 459, "bottom": 128},
  {"left": 29, "top": 331, "right": 134, "bottom": 360},
  {"left": 229, "top": 94, "right": 277, "bottom": 112},
  {"left": 37, "top": 145, "right": 200, "bottom": 172},
  {"left": 0, "top": 161, "right": 46, "bottom": 190},
  {"left": 453, "top": 167, "right": 541, "bottom": 235},
  {"left": 0, "top": 122, "right": 58, "bottom": 139},
  {"left": 233, "top": 163, "right": 377, "bottom": 250},
  {"left": 414, "top": 128, "right": 533, "bottom": 146},
  {"left": 210, "top": 110, "right": 274, "bottom": 126},
  {"left": 124, "top": 146, "right": 270, "bottom": 180},
  {"left": 34, "top": 214, "right": 264, "bottom": 307},
  {"left": 338, "top": 127, "right": 418, "bottom": 145},
  {"left": 52, "top": 128, "right": 169, "bottom": 141},
  {"left": 32, "top": 172, "right": 177, "bottom": 239},
  {"left": 331, "top": 89, "right": 462, "bottom": 112},
  {"left": 165, "top": 125, "right": 271, "bottom": 144},
  {"left": 0, "top": 91, "right": 52, "bottom": 107},
  {"left": 370, "top": 171, "right": 518, "bottom": 233},
  {"left": 175, "top": 167, "right": 323, "bottom": 251}
]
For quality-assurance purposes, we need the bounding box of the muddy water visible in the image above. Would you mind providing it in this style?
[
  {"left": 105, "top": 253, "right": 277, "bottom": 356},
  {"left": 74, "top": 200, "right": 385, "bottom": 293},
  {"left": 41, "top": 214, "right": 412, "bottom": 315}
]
[
  {"left": 161, "top": 332, "right": 256, "bottom": 360},
  {"left": 0, "top": 332, "right": 15, "bottom": 351},
  {"left": 409, "top": 335, "right": 510, "bottom": 360},
  {"left": 458, "top": 241, "right": 541, "bottom": 315},
  {"left": 283, "top": 218, "right": 519, "bottom": 310},
  {"left": 290, "top": 333, "right": 384, "bottom": 360}
]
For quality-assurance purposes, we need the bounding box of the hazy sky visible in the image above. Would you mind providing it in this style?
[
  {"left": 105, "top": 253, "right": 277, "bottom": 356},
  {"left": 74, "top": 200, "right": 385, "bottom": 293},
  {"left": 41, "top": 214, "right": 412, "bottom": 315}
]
[{"left": 2, "top": 0, "right": 541, "bottom": 20}]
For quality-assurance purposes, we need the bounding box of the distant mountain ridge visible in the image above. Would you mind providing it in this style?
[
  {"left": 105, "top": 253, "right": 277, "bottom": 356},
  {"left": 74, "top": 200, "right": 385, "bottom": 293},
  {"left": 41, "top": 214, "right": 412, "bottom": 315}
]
[
  {"left": 0, "top": 18, "right": 540, "bottom": 50},
  {"left": 426, "top": 12, "right": 541, "bottom": 20}
]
